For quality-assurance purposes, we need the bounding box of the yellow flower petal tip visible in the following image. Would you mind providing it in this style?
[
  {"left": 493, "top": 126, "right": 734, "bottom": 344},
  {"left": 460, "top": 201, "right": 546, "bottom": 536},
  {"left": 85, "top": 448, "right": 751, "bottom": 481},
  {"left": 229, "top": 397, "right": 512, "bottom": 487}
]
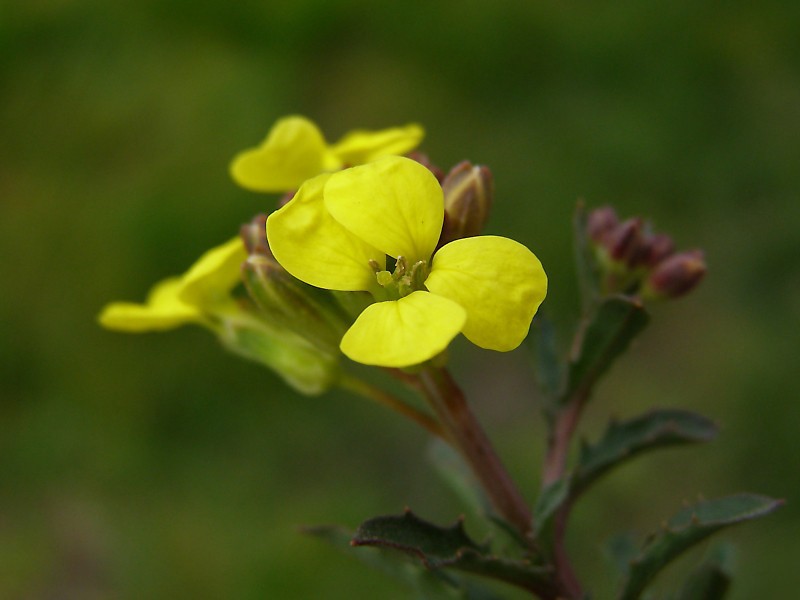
[
  {"left": 230, "top": 116, "right": 425, "bottom": 194},
  {"left": 427, "top": 236, "right": 547, "bottom": 351},
  {"left": 99, "top": 237, "right": 247, "bottom": 334},
  {"left": 98, "top": 278, "right": 201, "bottom": 333}
]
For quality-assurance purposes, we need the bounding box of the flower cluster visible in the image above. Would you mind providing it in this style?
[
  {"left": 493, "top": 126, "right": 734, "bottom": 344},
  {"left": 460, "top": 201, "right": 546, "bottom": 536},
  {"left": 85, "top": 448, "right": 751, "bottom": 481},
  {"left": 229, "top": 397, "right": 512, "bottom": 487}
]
[
  {"left": 587, "top": 206, "right": 706, "bottom": 299},
  {"left": 100, "top": 115, "right": 548, "bottom": 387}
]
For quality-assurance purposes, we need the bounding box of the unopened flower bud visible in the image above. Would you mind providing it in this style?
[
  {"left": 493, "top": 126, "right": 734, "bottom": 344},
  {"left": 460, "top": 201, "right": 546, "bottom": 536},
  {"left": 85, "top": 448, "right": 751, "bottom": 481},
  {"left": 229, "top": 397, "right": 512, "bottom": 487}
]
[
  {"left": 586, "top": 206, "right": 619, "bottom": 243},
  {"left": 407, "top": 151, "right": 444, "bottom": 181},
  {"left": 240, "top": 214, "right": 271, "bottom": 257},
  {"left": 639, "top": 233, "right": 675, "bottom": 268},
  {"left": 438, "top": 161, "right": 493, "bottom": 247},
  {"left": 607, "top": 217, "right": 644, "bottom": 265},
  {"left": 645, "top": 250, "right": 706, "bottom": 299},
  {"left": 242, "top": 255, "right": 348, "bottom": 353}
]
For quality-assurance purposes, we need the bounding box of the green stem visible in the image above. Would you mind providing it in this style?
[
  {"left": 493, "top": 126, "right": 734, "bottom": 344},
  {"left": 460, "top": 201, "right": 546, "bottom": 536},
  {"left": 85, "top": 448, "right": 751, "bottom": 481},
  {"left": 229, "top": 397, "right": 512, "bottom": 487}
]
[
  {"left": 338, "top": 374, "right": 446, "bottom": 439},
  {"left": 417, "top": 367, "right": 535, "bottom": 543}
]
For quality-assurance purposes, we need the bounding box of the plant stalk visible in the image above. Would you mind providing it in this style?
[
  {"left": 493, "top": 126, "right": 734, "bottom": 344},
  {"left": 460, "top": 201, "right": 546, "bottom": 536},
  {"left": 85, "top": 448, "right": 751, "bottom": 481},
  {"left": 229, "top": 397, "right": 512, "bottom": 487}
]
[
  {"left": 417, "top": 367, "right": 535, "bottom": 542},
  {"left": 339, "top": 374, "right": 446, "bottom": 439}
]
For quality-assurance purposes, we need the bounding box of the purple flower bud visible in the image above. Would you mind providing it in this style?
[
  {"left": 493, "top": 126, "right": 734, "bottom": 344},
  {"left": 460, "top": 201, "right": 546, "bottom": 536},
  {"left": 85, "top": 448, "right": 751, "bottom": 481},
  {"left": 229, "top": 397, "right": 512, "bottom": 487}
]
[
  {"left": 587, "top": 206, "right": 619, "bottom": 243},
  {"left": 607, "top": 218, "right": 644, "bottom": 264},
  {"left": 646, "top": 250, "right": 707, "bottom": 298},
  {"left": 640, "top": 233, "right": 675, "bottom": 268}
]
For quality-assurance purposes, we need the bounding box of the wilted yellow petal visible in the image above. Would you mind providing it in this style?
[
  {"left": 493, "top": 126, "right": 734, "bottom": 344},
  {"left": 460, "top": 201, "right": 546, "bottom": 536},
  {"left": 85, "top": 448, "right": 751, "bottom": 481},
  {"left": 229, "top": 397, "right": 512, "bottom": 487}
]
[
  {"left": 179, "top": 237, "right": 248, "bottom": 307},
  {"left": 267, "top": 174, "right": 385, "bottom": 291},
  {"left": 426, "top": 236, "right": 547, "bottom": 351},
  {"left": 330, "top": 123, "right": 424, "bottom": 165},
  {"left": 324, "top": 157, "right": 443, "bottom": 263},
  {"left": 340, "top": 291, "right": 466, "bottom": 367},
  {"left": 98, "top": 278, "right": 201, "bottom": 332},
  {"left": 230, "top": 116, "right": 340, "bottom": 193}
]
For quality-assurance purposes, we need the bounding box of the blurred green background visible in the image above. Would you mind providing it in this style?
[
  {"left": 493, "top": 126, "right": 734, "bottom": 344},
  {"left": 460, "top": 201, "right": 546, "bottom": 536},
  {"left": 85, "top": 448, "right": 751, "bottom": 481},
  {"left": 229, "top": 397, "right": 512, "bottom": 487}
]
[{"left": 2, "top": 1, "right": 799, "bottom": 597}]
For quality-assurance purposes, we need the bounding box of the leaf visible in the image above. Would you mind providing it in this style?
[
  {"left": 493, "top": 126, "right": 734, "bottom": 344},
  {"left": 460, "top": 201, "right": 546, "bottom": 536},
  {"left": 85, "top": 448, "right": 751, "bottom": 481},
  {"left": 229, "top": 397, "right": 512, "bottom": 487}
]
[
  {"left": 573, "top": 409, "right": 718, "bottom": 496},
  {"left": 532, "top": 478, "right": 570, "bottom": 535},
  {"left": 352, "top": 510, "right": 557, "bottom": 596},
  {"left": 304, "top": 524, "right": 504, "bottom": 599},
  {"left": 528, "top": 312, "right": 563, "bottom": 402},
  {"left": 604, "top": 531, "right": 639, "bottom": 576},
  {"left": 618, "top": 494, "right": 782, "bottom": 600},
  {"left": 564, "top": 296, "right": 649, "bottom": 402}
]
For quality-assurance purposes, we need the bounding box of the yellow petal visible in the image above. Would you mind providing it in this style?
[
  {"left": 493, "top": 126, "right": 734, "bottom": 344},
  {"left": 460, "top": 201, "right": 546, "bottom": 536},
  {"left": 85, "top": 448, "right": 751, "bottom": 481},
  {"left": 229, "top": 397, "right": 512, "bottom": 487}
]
[
  {"left": 98, "top": 278, "right": 201, "bottom": 332},
  {"left": 266, "top": 174, "right": 385, "bottom": 291},
  {"left": 230, "top": 116, "right": 341, "bottom": 193},
  {"left": 179, "top": 237, "right": 248, "bottom": 307},
  {"left": 425, "top": 236, "right": 547, "bottom": 352},
  {"left": 340, "top": 291, "right": 466, "bottom": 367},
  {"left": 324, "top": 156, "right": 443, "bottom": 263},
  {"left": 330, "top": 123, "right": 424, "bottom": 165}
]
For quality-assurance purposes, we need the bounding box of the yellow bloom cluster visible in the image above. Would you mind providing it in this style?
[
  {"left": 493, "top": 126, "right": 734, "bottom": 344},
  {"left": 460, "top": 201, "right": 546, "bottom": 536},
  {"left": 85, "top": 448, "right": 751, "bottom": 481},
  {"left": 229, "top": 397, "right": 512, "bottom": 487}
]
[
  {"left": 267, "top": 156, "right": 547, "bottom": 367},
  {"left": 100, "top": 115, "right": 548, "bottom": 380}
]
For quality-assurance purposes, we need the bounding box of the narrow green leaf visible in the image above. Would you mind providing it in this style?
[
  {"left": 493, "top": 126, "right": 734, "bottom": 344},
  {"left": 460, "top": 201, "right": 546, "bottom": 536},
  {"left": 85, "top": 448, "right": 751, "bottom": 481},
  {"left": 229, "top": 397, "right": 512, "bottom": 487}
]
[
  {"left": 619, "top": 494, "right": 782, "bottom": 600},
  {"left": 352, "top": 511, "right": 556, "bottom": 596},
  {"left": 573, "top": 409, "right": 718, "bottom": 496},
  {"left": 532, "top": 478, "right": 570, "bottom": 535},
  {"left": 564, "top": 296, "right": 649, "bottom": 402}
]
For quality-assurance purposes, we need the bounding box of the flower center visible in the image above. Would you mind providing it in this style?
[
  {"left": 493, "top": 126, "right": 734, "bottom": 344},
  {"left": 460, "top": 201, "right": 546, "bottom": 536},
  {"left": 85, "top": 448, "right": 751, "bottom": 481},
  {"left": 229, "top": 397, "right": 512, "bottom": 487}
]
[{"left": 370, "top": 256, "right": 429, "bottom": 301}]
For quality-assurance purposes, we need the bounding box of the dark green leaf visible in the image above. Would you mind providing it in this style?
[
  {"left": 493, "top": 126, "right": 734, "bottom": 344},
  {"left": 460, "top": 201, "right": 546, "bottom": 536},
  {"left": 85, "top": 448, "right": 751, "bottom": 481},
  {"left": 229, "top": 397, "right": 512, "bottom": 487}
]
[
  {"left": 529, "top": 312, "right": 563, "bottom": 402},
  {"left": 573, "top": 409, "right": 718, "bottom": 496},
  {"left": 619, "top": 494, "right": 782, "bottom": 600},
  {"left": 352, "top": 511, "right": 556, "bottom": 596},
  {"left": 304, "top": 524, "right": 503, "bottom": 599},
  {"left": 564, "top": 296, "right": 649, "bottom": 402}
]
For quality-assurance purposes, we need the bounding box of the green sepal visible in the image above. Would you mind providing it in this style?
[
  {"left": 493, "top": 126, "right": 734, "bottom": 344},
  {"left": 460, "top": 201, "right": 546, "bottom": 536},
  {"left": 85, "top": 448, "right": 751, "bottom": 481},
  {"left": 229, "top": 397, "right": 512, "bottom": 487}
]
[
  {"left": 618, "top": 494, "right": 782, "bottom": 600},
  {"left": 218, "top": 310, "right": 339, "bottom": 395},
  {"left": 351, "top": 510, "right": 556, "bottom": 596},
  {"left": 573, "top": 409, "right": 718, "bottom": 497},
  {"left": 563, "top": 295, "right": 649, "bottom": 402}
]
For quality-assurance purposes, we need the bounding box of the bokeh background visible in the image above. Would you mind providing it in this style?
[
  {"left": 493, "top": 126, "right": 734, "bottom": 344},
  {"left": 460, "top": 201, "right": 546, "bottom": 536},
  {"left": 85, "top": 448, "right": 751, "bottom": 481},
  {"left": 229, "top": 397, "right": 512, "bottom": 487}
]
[{"left": 2, "top": 1, "right": 799, "bottom": 597}]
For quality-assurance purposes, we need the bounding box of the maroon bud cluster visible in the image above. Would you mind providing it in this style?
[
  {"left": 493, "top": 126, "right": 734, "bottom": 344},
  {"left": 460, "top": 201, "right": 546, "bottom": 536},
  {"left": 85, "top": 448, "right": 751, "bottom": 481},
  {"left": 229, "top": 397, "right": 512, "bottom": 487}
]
[{"left": 586, "top": 206, "right": 706, "bottom": 300}]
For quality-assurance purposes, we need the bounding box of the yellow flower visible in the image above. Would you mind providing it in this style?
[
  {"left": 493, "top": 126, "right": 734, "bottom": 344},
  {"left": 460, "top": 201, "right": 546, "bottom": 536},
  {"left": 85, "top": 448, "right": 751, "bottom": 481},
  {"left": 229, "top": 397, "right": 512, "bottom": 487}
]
[
  {"left": 230, "top": 115, "right": 424, "bottom": 193},
  {"left": 98, "top": 237, "right": 339, "bottom": 394},
  {"left": 266, "top": 157, "right": 548, "bottom": 367},
  {"left": 98, "top": 237, "right": 246, "bottom": 332}
]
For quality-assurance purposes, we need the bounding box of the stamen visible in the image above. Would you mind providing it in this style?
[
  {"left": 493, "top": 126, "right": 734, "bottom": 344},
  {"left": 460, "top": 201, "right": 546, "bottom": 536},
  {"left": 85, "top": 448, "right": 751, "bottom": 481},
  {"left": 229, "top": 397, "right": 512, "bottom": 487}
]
[{"left": 368, "top": 259, "right": 382, "bottom": 273}]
